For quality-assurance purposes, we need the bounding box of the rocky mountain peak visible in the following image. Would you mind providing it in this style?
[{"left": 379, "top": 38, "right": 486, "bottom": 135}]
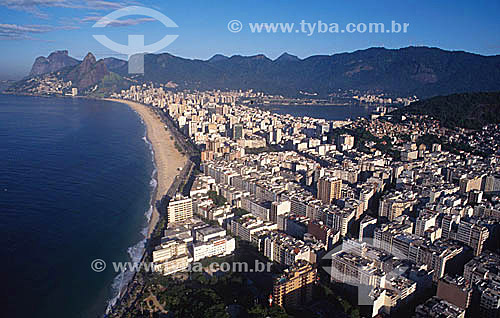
[
  {"left": 67, "top": 52, "right": 109, "bottom": 89},
  {"left": 275, "top": 52, "right": 301, "bottom": 63},
  {"left": 82, "top": 52, "right": 97, "bottom": 64},
  {"left": 28, "top": 50, "right": 80, "bottom": 77}
]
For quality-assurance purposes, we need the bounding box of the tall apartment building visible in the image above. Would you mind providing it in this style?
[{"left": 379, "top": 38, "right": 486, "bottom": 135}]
[
  {"left": 317, "top": 176, "right": 342, "bottom": 205},
  {"left": 383, "top": 276, "right": 417, "bottom": 314},
  {"left": 459, "top": 174, "right": 483, "bottom": 194},
  {"left": 270, "top": 200, "right": 291, "bottom": 223},
  {"left": 414, "top": 212, "right": 437, "bottom": 237},
  {"left": 456, "top": 220, "right": 489, "bottom": 256},
  {"left": 483, "top": 174, "right": 500, "bottom": 193},
  {"left": 373, "top": 219, "right": 413, "bottom": 254},
  {"left": 375, "top": 228, "right": 463, "bottom": 282},
  {"left": 325, "top": 208, "right": 355, "bottom": 236},
  {"left": 308, "top": 220, "right": 341, "bottom": 250},
  {"left": 359, "top": 215, "right": 377, "bottom": 241},
  {"left": 167, "top": 194, "right": 193, "bottom": 224},
  {"left": 263, "top": 232, "right": 325, "bottom": 266},
  {"left": 378, "top": 192, "right": 416, "bottom": 221},
  {"left": 464, "top": 252, "right": 500, "bottom": 318},
  {"left": 337, "top": 134, "right": 354, "bottom": 151},
  {"left": 477, "top": 279, "right": 500, "bottom": 318},
  {"left": 232, "top": 123, "right": 243, "bottom": 140},
  {"left": 272, "top": 261, "right": 317, "bottom": 308},
  {"left": 229, "top": 214, "right": 278, "bottom": 242},
  {"left": 441, "top": 214, "right": 455, "bottom": 240},
  {"left": 464, "top": 252, "right": 500, "bottom": 284},
  {"left": 330, "top": 250, "right": 385, "bottom": 288},
  {"left": 241, "top": 195, "right": 272, "bottom": 221}
]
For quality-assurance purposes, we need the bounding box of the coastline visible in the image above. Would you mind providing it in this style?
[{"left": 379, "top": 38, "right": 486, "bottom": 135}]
[
  {"left": 102, "top": 98, "right": 196, "bottom": 316},
  {"left": 0, "top": 95, "right": 186, "bottom": 318},
  {"left": 105, "top": 98, "right": 186, "bottom": 237}
]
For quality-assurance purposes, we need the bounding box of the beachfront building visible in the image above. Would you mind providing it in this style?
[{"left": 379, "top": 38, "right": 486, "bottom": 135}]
[
  {"left": 167, "top": 193, "right": 193, "bottom": 224},
  {"left": 152, "top": 238, "right": 190, "bottom": 275},
  {"left": 153, "top": 221, "right": 237, "bottom": 273}
]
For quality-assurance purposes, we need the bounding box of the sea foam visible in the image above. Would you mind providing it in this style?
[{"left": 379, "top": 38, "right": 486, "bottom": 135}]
[{"left": 105, "top": 127, "right": 158, "bottom": 315}]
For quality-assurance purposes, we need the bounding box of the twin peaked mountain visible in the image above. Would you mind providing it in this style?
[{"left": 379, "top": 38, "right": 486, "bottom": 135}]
[{"left": 26, "top": 47, "right": 500, "bottom": 97}]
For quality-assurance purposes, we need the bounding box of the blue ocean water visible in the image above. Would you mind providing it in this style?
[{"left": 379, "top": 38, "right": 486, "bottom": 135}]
[{"left": 0, "top": 95, "right": 155, "bottom": 318}]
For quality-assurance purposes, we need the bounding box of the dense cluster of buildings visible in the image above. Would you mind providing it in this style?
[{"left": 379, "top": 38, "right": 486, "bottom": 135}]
[
  {"left": 14, "top": 74, "right": 78, "bottom": 95},
  {"left": 115, "top": 85, "right": 500, "bottom": 316},
  {"left": 352, "top": 93, "right": 417, "bottom": 105},
  {"left": 152, "top": 194, "right": 236, "bottom": 275}
]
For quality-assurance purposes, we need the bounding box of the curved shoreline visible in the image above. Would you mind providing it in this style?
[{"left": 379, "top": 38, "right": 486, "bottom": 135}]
[{"left": 105, "top": 98, "right": 187, "bottom": 236}]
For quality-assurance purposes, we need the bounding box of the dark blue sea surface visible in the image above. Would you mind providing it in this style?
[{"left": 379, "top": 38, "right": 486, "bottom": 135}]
[
  {"left": 0, "top": 95, "right": 155, "bottom": 318},
  {"left": 260, "top": 104, "right": 376, "bottom": 120}
]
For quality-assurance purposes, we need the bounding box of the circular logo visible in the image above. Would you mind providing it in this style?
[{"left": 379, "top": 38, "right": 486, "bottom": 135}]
[
  {"left": 92, "top": 6, "right": 179, "bottom": 74},
  {"left": 91, "top": 259, "right": 106, "bottom": 272},
  {"left": 227, "top": 20, "right": 243, "bottom": 33}
]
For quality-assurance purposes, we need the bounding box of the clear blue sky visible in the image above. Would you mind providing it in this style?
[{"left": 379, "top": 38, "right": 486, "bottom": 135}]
[{"left": 1, "top": 0, "right": 499, "bottom": 79}]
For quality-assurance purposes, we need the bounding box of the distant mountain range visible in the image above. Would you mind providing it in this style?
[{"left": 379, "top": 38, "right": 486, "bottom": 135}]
[{"left": 13, "top": 46, "right": 500, "bottom": 97}]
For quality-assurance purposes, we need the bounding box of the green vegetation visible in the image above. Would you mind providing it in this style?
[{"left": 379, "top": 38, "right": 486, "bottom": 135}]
[
  {"left": 416, "top": 133, "right": 492, "bottom": 158},
  {"left": 313, "top": 283, "right": 361, "bottom": 318},
  {"left": 137, "top": 275, "right": 229, "bottom": 318},
  {"left": 248, "top": 305, "right": 291, "bottom": 318},
  {"left": 395, "top": 91, "right": 500, "bottom": 129},
  {"left": 114, "top": 232, "right": 360, "bottom": 318},
  {"left": 331, "top": 126, "right": 400, "bottom": 159},
  {"left": 233, "top": 207, "right": 249, "bottom": 217},
  {"left": 117, "top": 239, "right": 290, "bottom": 318},
  {"left": 173, "top": 141, "right": 185, "bottom": 155},
  {"left": 208, "top": 190, "right": 227, "bottom": 207},
  {"left": 92, "top": 72, "right": 130, "bottom": 97},
  {"left": 245, "top": 145, "right": 281, "bottom": 154},
  {"left": 151, "top": 217, "right": 166, "bottom": 241}
]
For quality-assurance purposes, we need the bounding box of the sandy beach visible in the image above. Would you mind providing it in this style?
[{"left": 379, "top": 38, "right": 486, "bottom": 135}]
[{"left": 106, "top": 98, "right": 186, "bottom": 237}]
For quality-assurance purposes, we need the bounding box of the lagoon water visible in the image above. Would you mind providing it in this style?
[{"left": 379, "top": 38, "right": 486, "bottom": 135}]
[
  {"left": 0, "top": 95, "right": 154, "bottom": 318},
  {"left": 260, "top": 103, "right": 376, "bottom": 120}
]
